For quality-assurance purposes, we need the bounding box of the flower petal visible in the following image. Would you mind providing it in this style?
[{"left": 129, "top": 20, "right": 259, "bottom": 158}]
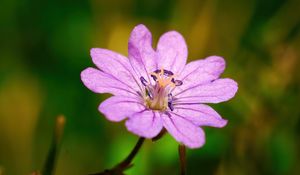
[
  {"left": 90, "top": 48, "right": 141, "bottom": 91},
  {"left": 162, "top": 112, "right": 205, "bottom": 149},
  {"left": 81, "top": 67, "right": 139, "bottom": 97},
  {"left": 128, "top": 24, "right": 157, "bottom": 81},
  {"left": 171, "top": 104, "right": 227, "bottom": 127},
  {"left": 99, "top": 96, "right": 145, "bottom": 122},
  {"left": 125, "top": 110, "right": 163, "bottom": 138},
  {"left": 173, "top": 56, "right": 225, "bottom": 95},
  {"left": 174, "top": 78, "right": 238, "bottom": 104},
  {"left": 156, "top": 31, "right": 187, "bottom": 74}
]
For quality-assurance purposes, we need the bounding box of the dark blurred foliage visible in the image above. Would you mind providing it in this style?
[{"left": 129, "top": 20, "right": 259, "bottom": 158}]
[{"left": 1, "top": 0, "right": 300, "bottom": 174}]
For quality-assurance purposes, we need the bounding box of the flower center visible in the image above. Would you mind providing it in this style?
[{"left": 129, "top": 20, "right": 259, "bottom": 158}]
[{"left": 140, "top": 69, "right": 182, "bottom": 111}]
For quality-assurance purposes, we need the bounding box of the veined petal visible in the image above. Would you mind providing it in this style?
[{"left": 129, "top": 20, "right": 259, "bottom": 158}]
[
  {"left": 128, "top": 24, "right": 157, "bottom": 81},
  {"left": 174, "top": 78, "right": 237, "bottom": 104},
  {"left": 171, "top": 104, "right": 227, "bottom": 127},
  {"left": 81, "top": 67, "right": 139, "bottom": 97},
  {"left": 125, "top": 110, "right": 163, "bottom": 138},
  {"left": 162, "top": 112, "right": 205, "bottom": 149},
  {"left": 174, "top": 78, "right": 238, "bottom": 104},
  {"left": 157, "top": 31, "right": 187, "bottom": 74},
  {"left": 90, "top": 48, "right": 141, "bottom": 91},
  {"left": 99, "top": 96, "right": 145, "bottom": 122},
  {"left": 173, "top": 56, "right": 225, "bottom": 94}
]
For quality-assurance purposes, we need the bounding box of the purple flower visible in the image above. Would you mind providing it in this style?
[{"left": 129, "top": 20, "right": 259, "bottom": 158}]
[{"left": 81, "top": 24, "right": 238, "bottom": 149}]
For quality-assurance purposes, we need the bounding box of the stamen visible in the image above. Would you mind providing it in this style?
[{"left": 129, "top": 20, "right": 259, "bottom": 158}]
[
  {"left": 163, "top": 70, "right": 174, "bottom": 76},
  {"left": 143, "top": 68, "right": 183, "bottom": 112},
  {"left": 168, "top": 102, "right": 174, "bottom": 111},
  {"left": 140, "top": 76, "right": 148, "bottom": 86},
  {"left": 154, "top": 69, "right": 161, "bottom": 74},
  {"left": 174, "top": 80, "right": 183, "bottom": 86},
  {"left": 168, "top": 93, "right": 173, "bottom": 101},
  {"left": 168, "top": 93, "right": 174, "bottom": 111},
  {"left": 154, "top": 69, "right": 174, "bottom": 76},
  {"left": 171, "top": 78, "right": 175, "bottom": 83},
  {"left": 146, "top": 88, "right": 153, "bottom": 100},
  {"left": 150, "top": 69, "right": 177, "bottom": 88},
  {"left": 150, "top": 74, "right": 157, "bottom": 81}
]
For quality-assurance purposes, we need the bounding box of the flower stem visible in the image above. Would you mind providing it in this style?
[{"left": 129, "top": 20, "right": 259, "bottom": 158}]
[
  {"left": 178, "top": 144, "right": 186, "bottom": 175},
  {"left": 89, "top": 137, "right": 145, "bottom": 175},
  {"left": 116, "top": 137, "right": 145, "bottom": 169},
  {"left": 152, "top": 128, "right": 166, "bottom": 141}
]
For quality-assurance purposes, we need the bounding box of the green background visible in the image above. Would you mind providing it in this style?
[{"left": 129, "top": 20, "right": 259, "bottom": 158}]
[{"left": 1, "top": 0, "right": 300, "bottom": 174}]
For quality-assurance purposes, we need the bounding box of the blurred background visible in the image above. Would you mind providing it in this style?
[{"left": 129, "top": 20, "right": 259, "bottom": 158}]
[{"left": 1, "top": 0, "right": 300, "bottom": 174}]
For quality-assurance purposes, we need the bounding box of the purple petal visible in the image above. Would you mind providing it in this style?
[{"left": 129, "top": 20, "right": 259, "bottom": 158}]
[
  {"left": 174, "top": 78, "right": 238, "bottom": 104},
  {"left": 125, "top": 110, "right": 163, "bottom": 138},
  {"left": 90, "top": 48, "right": 141, "bottom": 91},
  {"left": 156, "top": 31, "right": 187, "bottom": 74},
  {"left": 171, "top": 104, "right": 227, "bottom": 127},
  {"left": 162, "top": 113, "right": 205, "bottom": 149},
  {"left": 128, "top": 24, "right": 157, "bottom": 81},
  {"left": 173, "top": 56, "right": 225, "bottom": 94},
  {"left": 81, "top": 67, "right": 139, "bottom": 97},
  {"left": 99, "top": 96, "right": 145, "bottom": 122}
]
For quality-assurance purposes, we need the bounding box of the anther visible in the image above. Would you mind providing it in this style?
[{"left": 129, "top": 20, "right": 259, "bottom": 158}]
[
  {"left": 163, "top": 70, "right": 174, "bottom": 76},
  {"left": 146, "top": 88, "right": 153, "bottom": 100},
  {"left": 168, "top": 93, "right": 174, "bottom": 111},
  {"left": 174, "top": 80, "right": 183, "bottom": 86},
  {"left": 154, "top": 69, "right": 161, "bottom": 74},
  {"left": 151, "top": 74, "right": 157, "bottom": 81},
  {"left": 140, "top": 76, "right": 148, "bottom": 86},
  {"left": 168, "top": 93, "right": 173, "bottom": 102},
  {"left": 168, "top": 102, "right": 174, "bottom": 111},
  {"left": 154, "top": 69, "right": 174, "bottom": 76}
]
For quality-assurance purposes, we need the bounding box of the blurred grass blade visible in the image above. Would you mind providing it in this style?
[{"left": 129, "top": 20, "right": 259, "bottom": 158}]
[{"left": 42, "top": 115, "right": 66, "bottom": 175}]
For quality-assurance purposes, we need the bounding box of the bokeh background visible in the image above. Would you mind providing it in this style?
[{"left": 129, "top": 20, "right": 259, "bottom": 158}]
[{"left": 1, "top": 0, "right": 300, "bottom": 174}]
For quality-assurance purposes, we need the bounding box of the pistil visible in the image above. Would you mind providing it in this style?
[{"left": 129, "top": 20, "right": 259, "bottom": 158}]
[{"left": 140, "top": 69, "right": 182, "bottom": 111}]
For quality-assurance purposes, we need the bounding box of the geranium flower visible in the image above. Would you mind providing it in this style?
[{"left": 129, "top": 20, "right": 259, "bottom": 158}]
[{"left": 81, "top": 24, "right": 238, "bottom": 148}]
